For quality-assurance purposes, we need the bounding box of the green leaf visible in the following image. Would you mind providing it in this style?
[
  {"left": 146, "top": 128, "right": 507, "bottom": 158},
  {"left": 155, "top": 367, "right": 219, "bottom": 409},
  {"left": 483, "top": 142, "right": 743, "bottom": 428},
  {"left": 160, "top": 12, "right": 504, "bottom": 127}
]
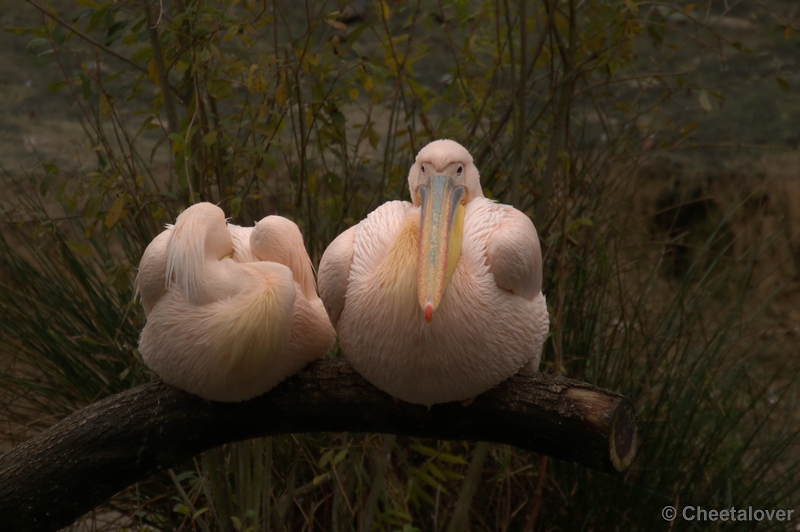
[
  {"left": 172, "top": 503, "right": 190, "bottom": 516},
  {"left": 44, "top": 162, "right": 60, "bottom": 175},
  {"left": 104, "top": 20, "right": 128, "bottom": 46},
  {"left": 66, "top": 241, "right": 94, "bottom": 257},
  {"left": 410, "top": 443, "right": 437, "bottom": 457},
  {"left": 229, "top": 196, "right": 242, "bottom": 220},
  {"left": 78, "top": 71, "right": 92, "bottom": 100},
  {"left": 207, "top": 79, "right": 233, "bottom": 99},
  {"left": 437, "top": 452, "right": 468, "bottom": 465},
  {"left": 318, "top": 449, "right": 334, "bottom": 468},
  {"left": 345, "top": 22, "right": 369, "bottom": 46},
  {"left": 426, "top": 463, "right": 447, "bottom": 482},
  {"left": 39, "top": 174, "right": 51, "bottom": 197},
  {"left": 47, "top": 81, "right": 67, "bottom": 93},
  {"left": 776, "top": 77, "right": 790, "bottom": 92},
  {"left": 418, "top": 471, "right": 447, "bottom": 493},
  {"left": 131, "top": 46, "right": 153, "bottom": 63},
  {"left": 262, "top": 153, "right": 278, "bottom": 170},
  {"left": 202, "top": 131, "right": 218, "bottom": 146},
  {"left": 332, "top": 449, "right": 348, "bottom": 466}
]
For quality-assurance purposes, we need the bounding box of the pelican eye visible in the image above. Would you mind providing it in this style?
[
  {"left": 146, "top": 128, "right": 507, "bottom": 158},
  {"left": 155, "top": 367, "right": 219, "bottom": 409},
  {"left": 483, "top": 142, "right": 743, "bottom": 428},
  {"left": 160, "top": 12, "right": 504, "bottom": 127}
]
[{"left": 457, "top": 165, "right": 463, "bottom": 175}]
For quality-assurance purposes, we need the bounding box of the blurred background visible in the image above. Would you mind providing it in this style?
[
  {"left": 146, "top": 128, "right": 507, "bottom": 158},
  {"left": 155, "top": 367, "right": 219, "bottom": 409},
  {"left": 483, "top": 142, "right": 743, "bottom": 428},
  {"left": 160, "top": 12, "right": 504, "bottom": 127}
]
[{"left": 1, "top": 0, "right": 798, "bottom": 530}]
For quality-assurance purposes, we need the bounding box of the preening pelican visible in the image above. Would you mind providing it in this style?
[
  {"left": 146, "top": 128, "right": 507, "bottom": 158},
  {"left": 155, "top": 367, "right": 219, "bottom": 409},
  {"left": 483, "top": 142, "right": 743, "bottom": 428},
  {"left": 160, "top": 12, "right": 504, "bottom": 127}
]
[
  {"left": 136, "top": 203, "right": 334, "bottom": 402},
  {"left": 318, "top": 140, "right": 549, "bottom": 406}
]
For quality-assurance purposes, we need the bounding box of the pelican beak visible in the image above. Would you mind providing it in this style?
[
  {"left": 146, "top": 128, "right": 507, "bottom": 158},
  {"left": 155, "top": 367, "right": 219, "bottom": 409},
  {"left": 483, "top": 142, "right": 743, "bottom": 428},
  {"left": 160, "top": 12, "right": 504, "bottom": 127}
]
[{"left": 417, "top": 174, "right": 466, "bottom": 323}]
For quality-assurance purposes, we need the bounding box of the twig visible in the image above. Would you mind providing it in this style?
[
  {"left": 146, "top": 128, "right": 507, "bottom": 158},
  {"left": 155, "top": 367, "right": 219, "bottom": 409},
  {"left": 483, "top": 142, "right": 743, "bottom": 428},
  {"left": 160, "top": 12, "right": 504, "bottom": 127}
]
[{"left": 169, "top": 468, "right": 212, "bottom": 532}]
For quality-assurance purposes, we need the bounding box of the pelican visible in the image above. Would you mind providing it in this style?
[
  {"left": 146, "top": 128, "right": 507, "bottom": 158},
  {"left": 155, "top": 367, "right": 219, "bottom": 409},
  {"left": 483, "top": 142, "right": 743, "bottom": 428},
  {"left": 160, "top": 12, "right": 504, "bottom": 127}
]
[
  {"left": 136, "top": 203, "right": 335, "bottom": 402},
  {"left": 318, "top": 140, "right": 549, "bottom": 406}
]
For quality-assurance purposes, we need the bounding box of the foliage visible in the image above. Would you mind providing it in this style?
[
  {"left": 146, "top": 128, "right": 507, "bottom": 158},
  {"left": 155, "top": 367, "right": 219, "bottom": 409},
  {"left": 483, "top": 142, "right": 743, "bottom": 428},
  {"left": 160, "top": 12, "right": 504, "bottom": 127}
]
[{"left": 1, "top": 0, "right": 799, "bottom": 530}]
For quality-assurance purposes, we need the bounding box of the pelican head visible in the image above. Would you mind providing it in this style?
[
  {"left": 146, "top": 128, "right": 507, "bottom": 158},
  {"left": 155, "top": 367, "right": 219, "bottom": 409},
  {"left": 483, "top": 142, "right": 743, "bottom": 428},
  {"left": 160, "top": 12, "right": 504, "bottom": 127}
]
[{"left": 407, "top": 140, "right": 484, "bottom": 323}]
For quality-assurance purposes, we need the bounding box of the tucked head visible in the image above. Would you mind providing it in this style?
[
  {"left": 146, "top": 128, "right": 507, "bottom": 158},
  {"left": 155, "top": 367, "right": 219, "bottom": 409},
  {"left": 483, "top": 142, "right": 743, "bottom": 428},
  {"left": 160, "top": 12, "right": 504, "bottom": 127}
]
[
  {"left": 166, "top": 202, "right": 233, "bottom": 303},
  {"left": 407, "top": 140, "right": 482, "bottom": 323}
]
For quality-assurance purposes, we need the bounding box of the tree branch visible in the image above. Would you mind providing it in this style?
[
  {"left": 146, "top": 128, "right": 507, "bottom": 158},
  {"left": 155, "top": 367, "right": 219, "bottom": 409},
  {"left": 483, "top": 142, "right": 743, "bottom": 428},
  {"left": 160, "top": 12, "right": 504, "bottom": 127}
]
[
  {"left": 0, "top": 359, "right": 637, "bottom": 531},
  {"left": 24, "top": 0, "right": 147, "bottom": 75}
]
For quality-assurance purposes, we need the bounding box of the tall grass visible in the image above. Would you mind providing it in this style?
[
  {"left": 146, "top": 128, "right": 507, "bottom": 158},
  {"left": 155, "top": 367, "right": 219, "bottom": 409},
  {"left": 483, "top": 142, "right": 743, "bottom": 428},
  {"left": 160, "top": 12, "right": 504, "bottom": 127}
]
[{"left": 2, "top": 0, "right": 799, "bottom": 530}]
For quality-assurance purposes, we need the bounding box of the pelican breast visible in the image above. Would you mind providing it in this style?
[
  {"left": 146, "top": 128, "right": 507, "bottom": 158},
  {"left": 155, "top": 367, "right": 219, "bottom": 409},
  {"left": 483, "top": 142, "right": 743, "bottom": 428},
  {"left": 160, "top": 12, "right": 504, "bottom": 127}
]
[{"left": 338, "top": 197, "right": 549, "bottom": 406}]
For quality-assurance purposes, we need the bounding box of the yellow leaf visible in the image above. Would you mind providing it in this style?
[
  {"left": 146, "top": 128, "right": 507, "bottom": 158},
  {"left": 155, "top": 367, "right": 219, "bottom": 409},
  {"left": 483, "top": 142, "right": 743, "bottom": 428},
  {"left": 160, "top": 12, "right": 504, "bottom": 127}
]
[
  {"left": 99, "top": 93, "right": 112, "bottom": 120},
  {"left": 105, "top": 195, "right": 127, "bottom": 229},
  {"left": 785, "top": 26, "right": 795, "bottom": 40},
  {"left": 324, "top": 18, "right": 347, "bottom": 31},
  {"left": 349, "top": 87, "right": 358, "bottom": 100},
  {"left": 699, "top": 90, "right": 711, "bottom": 112},
  {"left": 377, "top": 0, "right": 390, "bottom": 21},
  {"left": 84, "top": 220, "right": 97, "bottom": 239},
  {"left": 363, "top": 76, "right": 373, "bottom": 93},
  {"left": 305, "top": 106, "right": 313, "bottom": 129},
  {"left": 275, "top": 81, "right": 286, "bottom": 106},
  {"left": 147, "top": 59, "right": 159, "bottom": 85},
  {"left": 308, "top": 171, "right": 317, "bottom": 196},
  {"left": 623, "top": 0, "right": 638, "bottom": 15},
  {"left": 247, "top": 70, "right": 266, "bottom": 94}
]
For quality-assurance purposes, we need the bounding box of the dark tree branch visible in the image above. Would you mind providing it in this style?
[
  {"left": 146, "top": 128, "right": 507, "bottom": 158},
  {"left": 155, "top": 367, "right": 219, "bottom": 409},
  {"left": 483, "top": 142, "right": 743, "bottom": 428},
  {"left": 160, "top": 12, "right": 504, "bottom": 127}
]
[{"left": 0, "top": 359, "right": 637, "bottom": 531}]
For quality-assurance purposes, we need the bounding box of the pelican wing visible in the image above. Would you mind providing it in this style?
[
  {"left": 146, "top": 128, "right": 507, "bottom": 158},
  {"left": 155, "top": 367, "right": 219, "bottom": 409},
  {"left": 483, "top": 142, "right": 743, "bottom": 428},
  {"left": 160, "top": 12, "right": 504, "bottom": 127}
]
[
  {"left": 487, "top": 208, "right": 542, "bottom": 300},
  {"left": 135, "top": 230, "right": 171, "bottom": 316},
  {"left": 317, "top": 225, "right": 357, "bottom": 328}
]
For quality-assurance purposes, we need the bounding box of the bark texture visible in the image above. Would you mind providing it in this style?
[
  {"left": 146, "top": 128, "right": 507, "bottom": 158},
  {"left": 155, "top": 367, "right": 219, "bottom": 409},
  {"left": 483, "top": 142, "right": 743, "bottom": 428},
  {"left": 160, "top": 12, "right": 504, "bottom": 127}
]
[{"left": 0, "top": 359, "right": 637, "bottom": 531}]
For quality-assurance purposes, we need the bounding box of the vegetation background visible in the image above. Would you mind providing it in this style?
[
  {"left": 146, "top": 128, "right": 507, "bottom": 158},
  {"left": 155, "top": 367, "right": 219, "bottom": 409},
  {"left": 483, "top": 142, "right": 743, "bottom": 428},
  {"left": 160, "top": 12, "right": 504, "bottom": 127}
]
[{"left": 1, "top": 0, "right": 799, "bottom": 530}]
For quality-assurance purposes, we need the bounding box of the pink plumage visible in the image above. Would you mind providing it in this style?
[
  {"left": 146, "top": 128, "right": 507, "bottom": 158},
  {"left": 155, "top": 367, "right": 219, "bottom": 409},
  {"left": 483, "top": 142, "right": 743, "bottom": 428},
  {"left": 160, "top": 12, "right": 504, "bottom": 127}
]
[
  {"left": 318, "top": 140, "right": 549, "bottom": 406},
  {"left": 136, "top": 203, "right": 334, "bottom": 402}
]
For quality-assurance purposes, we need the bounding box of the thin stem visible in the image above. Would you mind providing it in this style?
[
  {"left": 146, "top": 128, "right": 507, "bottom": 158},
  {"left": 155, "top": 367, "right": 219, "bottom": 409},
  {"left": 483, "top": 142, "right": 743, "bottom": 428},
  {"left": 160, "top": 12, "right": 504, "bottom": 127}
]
[{"left": 446, "top": 442, "right": 490, "bottom": 532}]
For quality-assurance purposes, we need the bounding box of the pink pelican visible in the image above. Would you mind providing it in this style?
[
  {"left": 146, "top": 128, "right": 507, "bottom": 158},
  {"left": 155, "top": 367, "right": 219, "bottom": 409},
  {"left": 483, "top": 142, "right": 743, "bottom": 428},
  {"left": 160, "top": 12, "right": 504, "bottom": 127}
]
[
  {"left": 318, "top": 140, "right": 550, "bottom": 406},
  {"left": 136, "top": 203, "right": 334, "bottom": 402}
]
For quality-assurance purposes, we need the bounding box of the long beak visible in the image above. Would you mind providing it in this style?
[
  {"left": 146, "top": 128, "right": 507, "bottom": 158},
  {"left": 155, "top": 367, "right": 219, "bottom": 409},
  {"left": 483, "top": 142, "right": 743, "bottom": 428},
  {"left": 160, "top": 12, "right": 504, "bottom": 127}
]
[{"left": 417, "top": 175, "right": 465, "bottom": 323}]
